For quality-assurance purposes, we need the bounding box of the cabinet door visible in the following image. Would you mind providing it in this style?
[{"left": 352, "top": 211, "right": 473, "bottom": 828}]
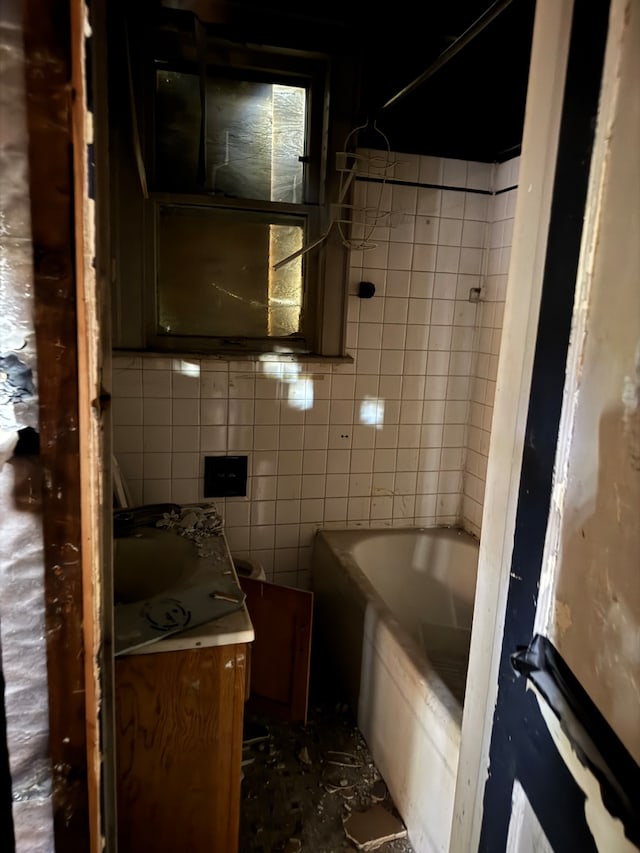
[
  {"left": 115, "top": 644, "right": 247, "bottom": 853},
  {"left": 239, "top": 577, "right": 313, "bottom": 724}
]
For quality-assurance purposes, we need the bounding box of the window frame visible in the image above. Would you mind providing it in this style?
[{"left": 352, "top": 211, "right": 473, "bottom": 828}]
[{"left": 134, "top": 31, "right": 350, "bottom": 358}]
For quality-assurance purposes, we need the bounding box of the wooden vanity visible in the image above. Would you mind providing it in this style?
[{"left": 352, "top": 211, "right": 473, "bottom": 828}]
[{"left": 114, "top": 596, "right": 254, "bottom": 852}]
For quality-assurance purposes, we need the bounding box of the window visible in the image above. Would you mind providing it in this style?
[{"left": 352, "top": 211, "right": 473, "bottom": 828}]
[{"left": 112, "top": 9, "right": 356, "bottom": 359}]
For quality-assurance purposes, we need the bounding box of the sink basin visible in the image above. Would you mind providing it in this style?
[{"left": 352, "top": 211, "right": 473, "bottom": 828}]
[{"left": 114, "top": 528, "right": 194, "bottom": 605}]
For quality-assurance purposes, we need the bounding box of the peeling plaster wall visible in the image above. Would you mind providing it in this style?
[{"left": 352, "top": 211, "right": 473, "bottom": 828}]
[
  {"left": 541, "top": 0, "right": 640, "bottom": 766},
  {"left": 0, "top": 1, "right": 54, "bottom": 849}
]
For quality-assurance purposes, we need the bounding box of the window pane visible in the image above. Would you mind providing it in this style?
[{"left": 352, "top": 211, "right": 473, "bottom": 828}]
[
  {"left": 157, "top": 205, "right": 304, "bottom": 339},
  {"left": 155, "top": 71, "right": 306, "bottom": 202}
]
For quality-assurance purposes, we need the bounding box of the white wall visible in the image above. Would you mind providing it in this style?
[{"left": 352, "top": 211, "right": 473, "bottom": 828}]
[{"left": 112, "top": 151, "right": 519, "bottom": 586}]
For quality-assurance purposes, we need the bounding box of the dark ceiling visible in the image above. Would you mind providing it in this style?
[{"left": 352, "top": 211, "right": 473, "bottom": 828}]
[{"left": 158, "top": 0, "right": 537, "bottom": 163}]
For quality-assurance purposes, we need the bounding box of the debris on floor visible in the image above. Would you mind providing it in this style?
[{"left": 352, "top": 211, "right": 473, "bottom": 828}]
[
  {"left": 239, "top": 652, "right": 415, "bottom": 853},
  {"left": 343, "top": 804, "right": 408, "bottom": 851}
]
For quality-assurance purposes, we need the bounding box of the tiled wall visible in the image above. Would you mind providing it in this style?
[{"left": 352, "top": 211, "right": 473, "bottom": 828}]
[
  {"left": 462, "top": 157, "right": 520, "bottom": 537},
  {"left": 112, "top": 151, "right": 519, "bottom": 587}
]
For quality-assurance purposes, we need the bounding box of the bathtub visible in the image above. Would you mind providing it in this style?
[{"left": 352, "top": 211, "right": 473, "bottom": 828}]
[{"left": 310, "top": 526, "right": 479, "bottom": 853}]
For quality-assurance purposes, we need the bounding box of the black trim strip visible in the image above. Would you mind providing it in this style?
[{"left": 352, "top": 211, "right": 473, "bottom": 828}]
[
  {"left": 512, "top": 635, "right": 640, "bottom": 846},
  {"left": 354, "top": 175, "right": 493, "bottom": 195}
]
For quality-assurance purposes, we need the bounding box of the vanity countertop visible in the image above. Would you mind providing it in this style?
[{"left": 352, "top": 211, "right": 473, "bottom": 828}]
[
  {"left": 114, "top": 503, "right": 254, "bottom": 656},
  {"left": 124, "top": 597, "right": 254, "bottom": 655}
]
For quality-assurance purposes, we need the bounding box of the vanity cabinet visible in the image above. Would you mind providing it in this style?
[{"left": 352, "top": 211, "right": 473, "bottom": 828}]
[{"left": 115, "top": 642, "right": 248, "bottom": 853}]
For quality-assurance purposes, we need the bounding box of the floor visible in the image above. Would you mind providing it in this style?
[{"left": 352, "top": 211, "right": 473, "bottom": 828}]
[{"left": 239, "top": 646, "right": 416, "bottom": 853}]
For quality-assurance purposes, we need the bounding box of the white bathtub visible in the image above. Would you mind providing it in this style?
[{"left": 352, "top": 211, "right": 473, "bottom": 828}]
[{"left": 311, "top": 526, "right": 479, "bottom": 853}]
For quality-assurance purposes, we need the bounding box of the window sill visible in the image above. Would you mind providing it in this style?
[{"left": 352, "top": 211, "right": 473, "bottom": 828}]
[{"left": 112, "top": 348, "right": 354, "bottom": 366}]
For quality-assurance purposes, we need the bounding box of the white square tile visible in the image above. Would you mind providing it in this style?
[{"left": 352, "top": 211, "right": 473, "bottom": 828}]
[
  {"left": 200, "top": 371, "right": 228, "bottom": 399},
  {"left": 377, "top": 375, "right": 402, "bottom": 400},
  {"left": 419, "top": 448, "right": 441, "bottom": 471},
  {"left": 416, "top": 187, "right": 441, "bottom": 215},
  {"left": 255, "top": 399, "right": 281, "bottom": 425},
  {"left": 442, "top": 425, "right": 466, "bottom": 447},
  {"left": 171, "top": 452, "right": 200, "bottom": 479},
  {"left": 142, "top": 425, "right": 170, "bottom": 453},
  {"left": 406, "top": 297, "right": 432, "bottom": 325},
  {"left": 396, "top": 448, "right": 419, "bottom": 471},
  {"left": 403, "top": 350, "right": 428, "bottom": 376},
  {"left": 394, "top": 471, "right": 417, "bottom": 495},
  {"left": 381, "top": 324, "right": 407, "bottom": 350},
  {"left": 422, "top": 399, "right": 446, "bottom": 424},
  {"left": 428, "top": 325, "right": 453, "bottom": 351},
  {"left": 172, "top": 372, "right": 200, "bottom": 399},
  {"left": 399, "top": 400, "right": 423, "bottom": 424},
  {"left": 251, "top": 501, "right": 276, "bottom": 526},
  {"left": 225, "top": 500, "right": 251, "bottom": 527},
  {"left": 347, "top": 497, "right": 371, "bottom": 520},
  {"left": 358, "top": 322, "right": 383, "bottom": 350},
  {"left": 279, "top": 424, "right": 304, "bottom": 450},
  {"left": 466, "top": 161, "right": 493, "bottom": 192},
  {"left": 359, "top": 295, "right": 385, "bottom": 323},
  {"left": 441, "top": 190, "right": 465, "bottom": 219},
  {"left": 199, "top": 425, "right": 226, "bottom": 452},
  {"left": 379, "top": 350, "right": 404, "bottom": 375},
  {"left": 143, "top": 370, "right": 171, "bottom": 397},
  {"left": 302, "top": 450, "right": 327, "bottom": 475},
  {"left": 349, "top": 449, "right": 374, "bottom": 473},
  {"left": 275, "top": 524, "right": 300, "bottom": 549},
  {"left": 385, "top": 269, "right": 411, "bottom": 297},
  {"left": 430, "top": 300, "right": 455, "bottom": 326},
  {"left": 438, "top": 218, "right": 463, "bottom": 247},
  {"left": 117, "top": 451, "right": 143, "bottom": 482},
  {"left": 443, "top": 158, "right": 467, "bottom": 188},
  {"left": 254, "top": 377, "right": 280, "bottom": 400},
  {"left": 434, "top": 273, "right": 458, "bottom": 299},
  {"left": 277, "top": 475, "right": 302, "bottom": 501},
  {"left": 420, "top": 424, "right": 444, "bottom": 447},
  {"left": 414, "top": 215, "right": 439, "bottom": 244},
  {"left": 401, "top": 375, "right": 426, "bottom": 400},
  {"left": 409, "top": 271, "right": 434, "bottom": 299},
  {"left": 464, "top": 193, "right": 489, "bottom": 221},
  {"left": 352, "top": 425, "right": 376, "bottom": 448},
  {"left": 325, "top": 474, "right": 349, "bottom": 498},
  {"left": 113, "top": 397, "right": 143, "bottom": 426},
  {"left": 251, "top": 525, "right": 275, "bottom": 550},
  {"left": 144, "top": 452, "right": 172, "bottom": 479},
  {"left": 349, "top": 472, "right": 373, "bottom": 498},
  {"left": 276, "top": 500, "right": 301, "bottom": 525},
  {"left": 327, "top": 448, "right": 351, "bottom": 474},
  {"left": 387, "top": 241, "right": 413, "bottom": 271},
  {"left": 301, "top": 474, "right": 326, "bottom": 499},
  {"left": 436, "top": 246, "right": 460, "bottom": 274},
  {"left": 373, "top": 448, "right": 396, "bottom": 472},
  {"left": 228, "top": 425, "right": 253, "bottom": 451},
  {"left": 228, "top": 399, "right": 254, "bottom": 425},
  {"left": 391, "top": 184, "right": 417, "bottom": 213},
  {"left": 445, "top": 400, "right": 469, "bottom": 424},
  {"left": 417, "top": 471, "right": 439, "bottom": 494},
  {"left": 300, "top": 498, "right": 324, "bottom": 523},
  {"left": 143, "top": 398, "right": 171, "bottom": 426},
  {"left": 252, "top": 475, "right": 277, "bottom": 501},
  {"left": 449, "top": 351, "right": 473, "bottom": 376},
  {"left": 370, "top": 495, "right": 393, "bottom": 520},
  {"left": 447, "top": 376, "right": 471, "bottom": 400},
  {"left": 355, "top": 348, "right": 382, "bottom": 376},
  {"left": 412, "top": 243, "right": 437, "bottom": 272},
  {"left": 331, "top": 374, "right": 356, "bottom": 399},
  {"left": 454, "top": 300, "right": 478, "bottom": 327},
  {"left": 303, "top": 424, "right": 329, "bottom": 450},
  {"left": 424, "top": 376, "right": 448, "bottom": 400},
  {"left": 328, "top": 425, "right": 353, "bottom": 450},
  {"left": 394, "top": 152, "right": 419, "bottom": 182},
  {"left": 201, "top": 399, "right": 227, "bottom": 426},
  {"left": 113, "top": 368, "right": 142, "bottom": 398},
  {"left": 461, "top": 219, "right": 486, "bottom": 249},
  {"left": 143, "top": 479, "right": 172, "bottom": 504},
  {"left": 228, "top": 372, "right": 255, "bottom": 399},
  {"left": 374, "top": 424, "right": 398, "bottom": 449},
  {"left": 459, "top": 247, "right": 483, "bottom": 275},
  {"left": 383, "top": 297, "right": 408, "bottom": 324},
  {"left": 418, "top": 156, "right": 443, "bottom": 185},
  {"left": 278, "top": 451, "right": 303, "bottom": 476},
  {"left": 405, "top": 324, "right": 429, "bottom": 350},
  {"left": 324, "top": 498, "right": 348, "bottom": 522},
  {"left": 416, "top": 494, "right": 437, "bottom": 516},
  {"left": 398, "top": 424, "right": 421, "bottom": 447},
  {"left": 172, "top": 398, "right": 200, "bottom": 426},
  {"left": 254, "top": 425, "right": 279, "bottom": 450}
]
